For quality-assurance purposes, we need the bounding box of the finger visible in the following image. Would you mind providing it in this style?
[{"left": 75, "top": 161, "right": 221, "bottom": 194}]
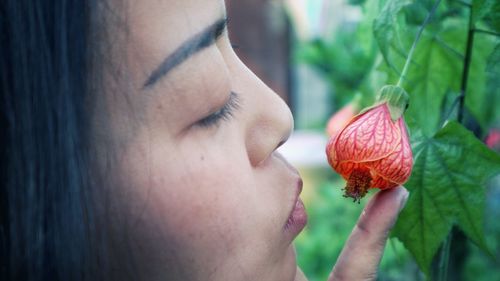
[
  {"left": 295, "top": 266, "right": 308, "bottom": 281},
  {"left": 328, "top": 186, "right": 409, "bottom": 281}
]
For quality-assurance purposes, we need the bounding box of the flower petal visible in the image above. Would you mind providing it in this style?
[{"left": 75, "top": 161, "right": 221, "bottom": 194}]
[
  {"left": 365, "top": 118, "right": 413, "bottom": 185},
  {"left": 333, "top": 104, "right": 401, "bottom": 163}
]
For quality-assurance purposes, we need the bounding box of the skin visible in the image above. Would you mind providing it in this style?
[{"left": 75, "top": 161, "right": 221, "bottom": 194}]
[{"left": 91, "top": 0, "right": 409, "bottom": 280}]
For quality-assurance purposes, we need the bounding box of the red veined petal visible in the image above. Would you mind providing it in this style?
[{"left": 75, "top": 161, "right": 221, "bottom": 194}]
[
  {"left": 326, "top": 103, "right": 358, "bottom": 137},
  {"left": 333, "top": 104, "right": 401, "bottom": 164}
]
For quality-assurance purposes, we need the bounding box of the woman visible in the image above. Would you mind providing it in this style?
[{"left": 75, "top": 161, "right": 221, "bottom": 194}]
[{"left": 0, "top": 0, "right": 408, "bottom": 280}]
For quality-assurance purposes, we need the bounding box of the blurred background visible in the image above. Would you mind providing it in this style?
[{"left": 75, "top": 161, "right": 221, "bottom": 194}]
[{"left": 226, "top": 0, "right": 500, "bottom": 280}]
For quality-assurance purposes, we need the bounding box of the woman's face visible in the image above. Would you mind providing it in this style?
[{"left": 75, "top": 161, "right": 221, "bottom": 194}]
[{"left": 93, "top": 0, "right": 306, "bottom": 280}]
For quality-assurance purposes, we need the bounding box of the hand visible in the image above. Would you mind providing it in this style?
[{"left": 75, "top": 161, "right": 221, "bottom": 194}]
[{"left": 328, "top": 186, "right": 409, "bottom": 281}]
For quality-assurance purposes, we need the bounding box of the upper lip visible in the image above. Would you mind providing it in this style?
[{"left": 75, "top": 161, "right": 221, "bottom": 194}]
[
  {"left": 294, "top": 177, "right": 303, "bottom": 204},
  {"left": 286, "top": 176, "right": 303, "bottom": 220},
  {"left": 273, "top": 152, "right": 304, "bottom": 225}
]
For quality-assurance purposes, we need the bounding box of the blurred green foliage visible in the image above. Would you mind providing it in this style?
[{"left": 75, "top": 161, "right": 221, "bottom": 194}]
[
  {"left": 294, "top": 0, "right": 384, "bottom": 112},
  {"left": 374, "top": 0, "right": 500, "bottom": 135},
  {"left": 392, "top": 122, "right": 500, "bottom": 276},
  {"left": 295, "top": 175, "right": 364, "bottom": 281},
  {"left": 295, "top": 30, "right": 377, "bottom": 110},
  {"left": 372, "top": 0, "right": 500, "bottom": 277},
  {"left": 294, "top": 173, "right": 500, "bottom": 281},
  {"left": 291, "top": 0, "right": 500, "bottom": 279},
  {"left": 295, "top": 174, "right": 420, "bottom": 281}
]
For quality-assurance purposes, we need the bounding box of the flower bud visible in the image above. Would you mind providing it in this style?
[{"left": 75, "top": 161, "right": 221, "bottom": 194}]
[
  {"left": 326, "top": 101, "right": 360, "bottom": 138},
  {"left": 325, "top": 85, "right": 413, "bottom": 202},
  {"left": 485, "top": 129, "right": 500, "bottom": 151}
]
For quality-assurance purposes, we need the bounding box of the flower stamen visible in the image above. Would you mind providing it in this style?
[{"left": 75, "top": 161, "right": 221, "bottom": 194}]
[{"left": 343, "top": 168, "right": 372, "bottom": 203}]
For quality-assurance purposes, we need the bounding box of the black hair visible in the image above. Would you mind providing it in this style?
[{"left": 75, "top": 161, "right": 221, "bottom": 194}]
[{"left": 1, "top": 1, "right": 105, "bottom": 280}]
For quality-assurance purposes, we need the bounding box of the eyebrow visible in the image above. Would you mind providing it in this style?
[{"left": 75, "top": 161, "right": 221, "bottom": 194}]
[{"left": 143, "top": 17, "right": 228, "bottom": 89}]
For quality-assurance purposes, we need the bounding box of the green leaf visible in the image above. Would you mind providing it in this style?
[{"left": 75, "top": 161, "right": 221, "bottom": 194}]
[
  {"left": 404, "top": 0, "right": 433, "bottom": 26},
  {"left": 484, "top": 1, "right": 500, "bottom": 32},
  {"left": 486, "top": 41, "right": 500, "bottom": 68},
  {"left": 393, "top": 121, "right": 500, "bottom": 276},
  {"left": 403, "top": 21, "right": 464, "bottom": 136},
  {"left": 483, "top": 42, "right": 500, "bottom": 127},
  {"left": 464, "top": 35, "right": 498, "bottom": 129},
  {"left": 472, "top": 0, "right": 496, "bottom": 25},
  {"left": 373, "top": 0, "right": 413, "bottom": 72},
  {"left": 374, "top": 6, "right": 468, "bottom": 136}
]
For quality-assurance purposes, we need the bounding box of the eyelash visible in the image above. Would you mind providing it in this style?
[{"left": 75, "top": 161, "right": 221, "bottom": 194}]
[{"left": 196, "top": 92, "right": 240, "bottom": 128}]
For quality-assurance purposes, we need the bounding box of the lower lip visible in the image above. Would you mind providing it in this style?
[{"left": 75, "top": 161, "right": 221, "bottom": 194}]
[{"left": 284, "top": 197, "right": 307, "bottom": 236}]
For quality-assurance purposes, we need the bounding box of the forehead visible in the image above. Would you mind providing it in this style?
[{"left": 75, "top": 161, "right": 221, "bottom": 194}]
[
  {"left": 125, "top": 0, "right": 226, "bottom": 60},
  {"left": 108, "top": 0, "right": 226, "bottom": 95}
]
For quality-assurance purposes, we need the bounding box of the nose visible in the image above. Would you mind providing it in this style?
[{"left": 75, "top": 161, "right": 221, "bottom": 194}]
[{"left": 244, "top": 76, "right": 294, "bottom": 167}]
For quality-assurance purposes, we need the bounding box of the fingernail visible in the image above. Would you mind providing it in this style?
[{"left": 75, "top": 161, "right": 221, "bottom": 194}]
[{"left": 398, "top": 187, "right": 409, "bottom": 212}]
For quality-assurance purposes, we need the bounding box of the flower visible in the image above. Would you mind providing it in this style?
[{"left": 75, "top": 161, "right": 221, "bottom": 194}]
[
  {"left": 325, "top": 85, "right": 413, "bottom": 202},
  {"left": 485, "top": 129, "right": 500, "bottom": 151},
  {"left": 326, "top": 98, "right": 360, "bottom": 138}
]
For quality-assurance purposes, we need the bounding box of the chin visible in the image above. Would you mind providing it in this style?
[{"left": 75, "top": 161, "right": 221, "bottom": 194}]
[{"left": 280, "top": 244, "right": 299, "bottom": 281}]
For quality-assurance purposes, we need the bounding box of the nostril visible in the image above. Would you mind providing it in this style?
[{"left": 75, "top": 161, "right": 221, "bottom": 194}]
[
  {"left": 278, "top": 118, "right": 293, "bottom": 149},
  {"left": 276, "top": 140, "right": 286, "bottom": 149}
]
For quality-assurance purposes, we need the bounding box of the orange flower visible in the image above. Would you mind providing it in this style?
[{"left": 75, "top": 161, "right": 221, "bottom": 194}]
[
  {"left": 326, "top": 99, "right": 360, "bottom": 138},
  {"left": 326, "top": 85, "right": 413, "bottom": 202},
  {"left": 485, "top": 129, "right": 500, "bottom": 151}
]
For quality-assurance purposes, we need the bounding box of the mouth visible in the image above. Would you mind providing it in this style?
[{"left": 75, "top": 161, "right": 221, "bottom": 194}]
[{"left": 283, "top": 178, "right": 307, "bottom": 237}]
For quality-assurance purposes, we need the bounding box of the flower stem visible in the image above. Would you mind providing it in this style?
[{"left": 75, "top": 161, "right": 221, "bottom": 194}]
[
  {"left": 397, "top": 0, "right": 442, "bottom": 87},
  {"left": 457, "top": 4, "right": 476, "bottom": 124},
  {"left": 455, "top": 0, "right": 471, "bottom": 8},
  {"left": 438, "top": 231, "right": 452, "bottom": 281},
  {"left": 473, "top": 28, "right": 500, "bottom": 38},
  {"left": 438, "top": 5, "right": 476, "bottom": 281}
]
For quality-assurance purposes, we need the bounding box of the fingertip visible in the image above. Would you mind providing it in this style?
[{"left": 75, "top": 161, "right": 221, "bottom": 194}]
[
  {"left": 380, "top": 185, "right": 408, "bottom": 199},
  {"left": 365, "top": 186, "right": 408, "bottom": 213},
  {"left": 397, "top": 186, "right": 409, "bottom": 211},
  {"left": 358, "top": 186, "right": 409, "bottom": 236}
]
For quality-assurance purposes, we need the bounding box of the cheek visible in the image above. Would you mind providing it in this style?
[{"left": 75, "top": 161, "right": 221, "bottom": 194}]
[
  {"left": 110, "top": 119, "right": 295, "bottom": 280},
  {"left": 113, "top": 134, "right": 274, "bottom": 275},
  {"left": 146, "top": 143, "right": 249, "bottom": 231}
]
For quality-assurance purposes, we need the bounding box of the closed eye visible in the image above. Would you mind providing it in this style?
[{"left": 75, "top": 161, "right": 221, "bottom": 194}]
[{"left": 196, "top": 92, "right": 240, "bottom": 128}]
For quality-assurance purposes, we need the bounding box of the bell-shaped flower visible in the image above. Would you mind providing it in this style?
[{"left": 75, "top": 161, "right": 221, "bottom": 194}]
[
  {"left": 326, "top": 85, "right": 413, "bottom": 202},
  {"left": 326, "top": 96, "right": 360, "bottom": 138}
]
